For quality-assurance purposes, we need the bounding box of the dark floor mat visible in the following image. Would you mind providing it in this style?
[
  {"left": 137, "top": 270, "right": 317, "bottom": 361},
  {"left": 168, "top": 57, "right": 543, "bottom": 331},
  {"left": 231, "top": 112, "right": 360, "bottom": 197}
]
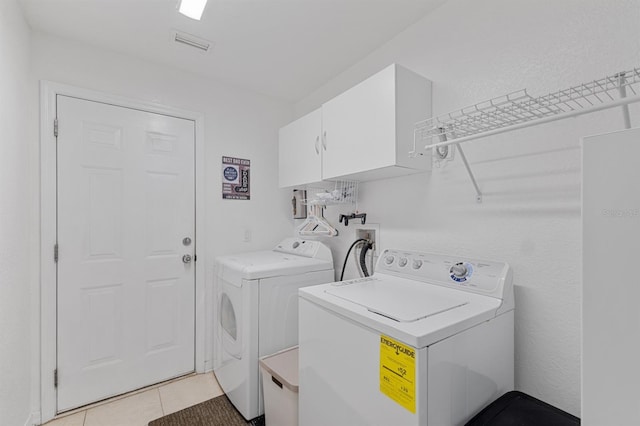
[{"left": 148, "top": 394, "right": 264, "bottom": 426}]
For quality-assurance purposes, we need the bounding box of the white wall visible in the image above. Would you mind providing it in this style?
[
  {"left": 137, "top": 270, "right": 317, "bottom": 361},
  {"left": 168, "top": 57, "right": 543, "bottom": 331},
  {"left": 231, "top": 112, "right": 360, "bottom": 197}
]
[
  {"left": 0, "top": 0, "right": 34, "bottom": 425},
  {"left": 30, "top": 32, "right": 294, "bottom": 414},
  {"left": 293, "top": 0, "right": 640, "bottom": 417}
]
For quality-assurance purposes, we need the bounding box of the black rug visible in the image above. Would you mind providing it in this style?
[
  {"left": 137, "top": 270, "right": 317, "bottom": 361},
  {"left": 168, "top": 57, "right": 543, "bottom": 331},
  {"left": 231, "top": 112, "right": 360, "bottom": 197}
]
[{"left": 148, "top": 394, "right": 264, "bottom": 426}]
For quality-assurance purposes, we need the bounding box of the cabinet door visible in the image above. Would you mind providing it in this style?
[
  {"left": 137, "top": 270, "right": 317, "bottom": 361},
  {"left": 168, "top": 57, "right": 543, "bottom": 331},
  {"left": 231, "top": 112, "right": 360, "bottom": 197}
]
[
  {"left": 321, "top": 66, "right": 397, "bottom": 180},
  {"left": 278, "top": 108, "right": 322, "bottom": 187}
]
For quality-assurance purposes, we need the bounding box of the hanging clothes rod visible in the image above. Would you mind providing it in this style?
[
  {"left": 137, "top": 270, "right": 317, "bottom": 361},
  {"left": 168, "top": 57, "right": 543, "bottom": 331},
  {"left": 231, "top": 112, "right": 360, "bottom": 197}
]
[
  {"left": 415, "top": 68, "right": 640, "bottom": 150},
  {"left": 414, "top": 67, "right": 640, "bottom": 203},
  {"left": 425, "top": 93, "right": 640, "bottom": 150}
]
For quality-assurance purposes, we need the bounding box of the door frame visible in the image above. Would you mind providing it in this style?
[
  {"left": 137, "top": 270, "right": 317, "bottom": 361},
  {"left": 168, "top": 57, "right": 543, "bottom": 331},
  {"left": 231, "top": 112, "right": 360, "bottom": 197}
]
[{"left": 40, "top": 81, "right": 206, "bottom": 423}]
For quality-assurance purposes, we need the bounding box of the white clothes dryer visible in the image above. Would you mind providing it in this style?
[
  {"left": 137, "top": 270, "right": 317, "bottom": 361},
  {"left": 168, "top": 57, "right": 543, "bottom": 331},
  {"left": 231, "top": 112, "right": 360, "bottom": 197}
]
[
  {"left": 299, "top": 249, "right": 514, "bottom": 426},
  {"left": 213, "top": 238, "right": 333, "bottom": 421}
]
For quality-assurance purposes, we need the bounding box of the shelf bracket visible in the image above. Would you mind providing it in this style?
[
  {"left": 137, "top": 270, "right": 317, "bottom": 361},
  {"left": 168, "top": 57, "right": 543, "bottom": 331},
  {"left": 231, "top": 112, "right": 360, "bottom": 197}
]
[
  {"left": 437, "top": 130, "right": 482, "bottom": 203},
  {"left": 618, "top": 72, "right": 632, "bottom": 129},
  {"left": 456, "top": 144, "right": 482, "bottom": 203}
]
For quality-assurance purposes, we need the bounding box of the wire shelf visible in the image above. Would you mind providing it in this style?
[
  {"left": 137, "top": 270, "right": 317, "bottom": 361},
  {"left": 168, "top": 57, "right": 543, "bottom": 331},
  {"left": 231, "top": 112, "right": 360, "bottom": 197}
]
[
  {"left": 303, "top": 180, "right": 358, "bottom": 206},
  {"left": 415, "top": 67, "right": 640, "bottom": 148}
]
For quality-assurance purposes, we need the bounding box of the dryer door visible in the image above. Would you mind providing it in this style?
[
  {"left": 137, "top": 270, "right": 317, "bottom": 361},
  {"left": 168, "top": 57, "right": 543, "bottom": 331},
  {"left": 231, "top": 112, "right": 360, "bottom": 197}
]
[
  {"left": 213, "top": 275, "right": 260, "bottom": 420},
  {"left": 218, "top": 278, "right": 243, "bottom": 360}
]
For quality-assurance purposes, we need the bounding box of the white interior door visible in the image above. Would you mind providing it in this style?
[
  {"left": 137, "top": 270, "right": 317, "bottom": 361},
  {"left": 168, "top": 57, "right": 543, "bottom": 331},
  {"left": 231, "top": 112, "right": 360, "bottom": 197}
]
[{"left": 56, "top": 95, "right": 196, "bottom": 411}]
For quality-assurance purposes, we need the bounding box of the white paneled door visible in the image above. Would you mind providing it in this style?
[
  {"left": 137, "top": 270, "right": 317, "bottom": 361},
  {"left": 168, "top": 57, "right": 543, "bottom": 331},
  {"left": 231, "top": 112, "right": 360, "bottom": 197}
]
[{"left": 56, "top": 95, "right": 196, "bottom": 411}]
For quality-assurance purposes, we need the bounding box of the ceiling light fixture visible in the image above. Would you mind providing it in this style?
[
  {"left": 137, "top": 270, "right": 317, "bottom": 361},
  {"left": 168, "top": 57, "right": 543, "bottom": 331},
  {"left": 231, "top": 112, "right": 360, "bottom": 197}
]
[
  {"left": 178, "top": 0, "right": 208, "bottom": 20},
  {"left": 173, "top": 31, "right": 211, "bottom": 52}
]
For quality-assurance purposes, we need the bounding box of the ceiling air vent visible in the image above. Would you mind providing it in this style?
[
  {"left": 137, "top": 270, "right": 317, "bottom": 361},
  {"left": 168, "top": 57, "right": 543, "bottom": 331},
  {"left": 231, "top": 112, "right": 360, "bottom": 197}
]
[{"left": 173, "top": 31, "right": 212, "bottom": 52}]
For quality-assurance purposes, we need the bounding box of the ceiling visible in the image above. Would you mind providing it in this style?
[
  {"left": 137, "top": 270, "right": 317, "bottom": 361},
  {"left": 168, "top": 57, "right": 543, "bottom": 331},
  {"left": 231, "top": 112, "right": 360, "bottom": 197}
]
[{"left": 20, "top": 0, "right": 444, "bottom": 102}]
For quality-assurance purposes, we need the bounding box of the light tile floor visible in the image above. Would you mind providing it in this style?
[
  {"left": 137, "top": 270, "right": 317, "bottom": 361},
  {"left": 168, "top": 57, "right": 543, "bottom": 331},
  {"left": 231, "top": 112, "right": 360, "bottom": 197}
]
[{"left": 43, "top": 373, "right": 224, "bottom": 426}]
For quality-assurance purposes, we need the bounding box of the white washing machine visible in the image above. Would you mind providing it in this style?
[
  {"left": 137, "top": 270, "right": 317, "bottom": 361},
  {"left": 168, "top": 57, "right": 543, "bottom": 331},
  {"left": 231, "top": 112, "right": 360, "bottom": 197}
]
[
  {"left": 299, "top": 248, "right": 514, "bottom": 426},
  {"left": 213, "top": 238, "right": 333, "bottom": 421}
]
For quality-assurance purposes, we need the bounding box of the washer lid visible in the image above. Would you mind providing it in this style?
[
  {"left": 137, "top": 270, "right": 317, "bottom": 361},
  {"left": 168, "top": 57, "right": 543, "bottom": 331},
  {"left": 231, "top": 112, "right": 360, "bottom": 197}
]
[{"left": 325, "top": 277, "right": 469, "bottom": 322}]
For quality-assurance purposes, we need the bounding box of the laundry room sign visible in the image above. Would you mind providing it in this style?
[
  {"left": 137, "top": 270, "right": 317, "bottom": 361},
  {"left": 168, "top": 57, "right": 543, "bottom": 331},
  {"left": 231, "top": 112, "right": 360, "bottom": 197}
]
[
  {"left": 380, "top": 335, "right": 416, "bottom": 413},
  {"left": 222, "top": 156, "right": 250, "bottom": 200}
]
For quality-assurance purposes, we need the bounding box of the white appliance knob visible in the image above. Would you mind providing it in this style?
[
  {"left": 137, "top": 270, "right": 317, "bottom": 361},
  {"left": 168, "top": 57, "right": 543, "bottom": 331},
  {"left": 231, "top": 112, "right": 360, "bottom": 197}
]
[
  {"left": 450, "top": 263, "right": 468, "bottom": 278},
  {"left": 412, "top": 260, "right": 423, "bottom": 269},
  {"left": 398, "top": 258, "right": 408, "bottom": 267},
  {"left": 384, "top": 255, "right": 395, "bottom": 265},
  {"left": 292, "top": 241, "right": 300, "bottom": 249}
]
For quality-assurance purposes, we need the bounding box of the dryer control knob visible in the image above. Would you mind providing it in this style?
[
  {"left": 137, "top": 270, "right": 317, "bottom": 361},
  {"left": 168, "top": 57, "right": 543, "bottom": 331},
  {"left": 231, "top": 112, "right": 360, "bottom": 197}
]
[
  {"left": 450, "top": 263, "right": 468, "bottom": 278},
  {"left": 398, "top": 258, "right": 408, "bottom": 267},
  {"left": 412, "top": 259, "right": 423, "bottom": 269},
  {"left": 384, "top": 255, "right": 395, "bottom": 265}
]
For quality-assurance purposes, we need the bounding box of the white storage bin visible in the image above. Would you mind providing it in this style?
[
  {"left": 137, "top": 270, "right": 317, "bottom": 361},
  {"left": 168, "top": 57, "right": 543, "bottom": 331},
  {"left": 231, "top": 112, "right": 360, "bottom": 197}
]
[{"left": 259, "top": 346, "right": 299, "bottom": 426}]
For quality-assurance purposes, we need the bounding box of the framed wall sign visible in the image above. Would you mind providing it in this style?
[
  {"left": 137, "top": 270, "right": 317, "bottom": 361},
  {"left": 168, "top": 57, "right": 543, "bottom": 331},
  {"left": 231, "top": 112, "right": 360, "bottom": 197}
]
[{"left": 222, "top": 156, "right": 250, "bottom": 200}]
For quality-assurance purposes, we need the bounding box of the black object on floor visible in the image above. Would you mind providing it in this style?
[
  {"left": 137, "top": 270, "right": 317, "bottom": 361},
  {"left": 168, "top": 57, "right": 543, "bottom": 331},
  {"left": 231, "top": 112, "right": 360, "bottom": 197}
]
[
  {"left": 465, "top": 391, "right": 580, "bottom": 426},
  {"left": 148, "top": 394, "right": 264, "bottom": 426},
  {"left": 249, "top": 415, "right": 265, "bottom": 426}
]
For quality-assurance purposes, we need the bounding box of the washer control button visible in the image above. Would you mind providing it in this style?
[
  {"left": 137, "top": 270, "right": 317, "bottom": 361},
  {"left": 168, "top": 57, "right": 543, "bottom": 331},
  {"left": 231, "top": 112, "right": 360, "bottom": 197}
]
[
  {"left": 398, "top": 257, "right": 408, "bottom": 267},
  {"left": 450, "top": 262, "right": 474, "bottom": 282},
  {"left": 412, "top": 259, "right": 423, "bottom": 270},
  {"left": 384, "top": 255, "right": 395, "bottom": 265},
  {"left": 450, "top": 263, "right": 468, "bottom": 278}
]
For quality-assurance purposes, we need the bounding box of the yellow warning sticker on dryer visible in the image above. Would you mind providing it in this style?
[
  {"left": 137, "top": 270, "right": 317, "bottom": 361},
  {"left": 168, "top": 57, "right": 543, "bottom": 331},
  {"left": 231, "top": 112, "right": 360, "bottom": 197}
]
[{"left": 379, "top": 335, "right": 416, "bottom": 413}]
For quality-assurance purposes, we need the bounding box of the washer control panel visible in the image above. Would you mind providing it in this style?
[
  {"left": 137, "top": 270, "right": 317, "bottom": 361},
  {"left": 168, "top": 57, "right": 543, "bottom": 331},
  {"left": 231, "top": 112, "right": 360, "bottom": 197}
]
[{"left": 377, "top": 249, "right": 510, "bottom": 298}]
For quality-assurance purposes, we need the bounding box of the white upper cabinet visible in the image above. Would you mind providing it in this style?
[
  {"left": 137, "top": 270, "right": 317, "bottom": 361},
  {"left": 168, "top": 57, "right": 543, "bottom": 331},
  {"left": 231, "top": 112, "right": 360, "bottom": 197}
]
[
  {"left": 278, "top": 64, "right": 432, "bottom": 187},
  {"left": 279, "top": 108, "right": 323, "bottom": 188},
  {"left": 322, "top": 64, "right": 431, "bottom": 181}
]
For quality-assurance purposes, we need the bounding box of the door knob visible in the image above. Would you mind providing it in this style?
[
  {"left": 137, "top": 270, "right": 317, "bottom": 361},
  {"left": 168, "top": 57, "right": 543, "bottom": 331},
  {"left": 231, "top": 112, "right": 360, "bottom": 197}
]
[{"left": 182, "top": 254, "right": 192, "bottom": 264}]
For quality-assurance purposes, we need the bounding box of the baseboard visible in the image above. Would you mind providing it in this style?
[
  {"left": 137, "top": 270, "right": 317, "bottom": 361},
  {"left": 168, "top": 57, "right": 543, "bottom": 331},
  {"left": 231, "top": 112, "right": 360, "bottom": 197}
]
[{"left": 24, "top": 411, "right": 41, "bottom": 426}]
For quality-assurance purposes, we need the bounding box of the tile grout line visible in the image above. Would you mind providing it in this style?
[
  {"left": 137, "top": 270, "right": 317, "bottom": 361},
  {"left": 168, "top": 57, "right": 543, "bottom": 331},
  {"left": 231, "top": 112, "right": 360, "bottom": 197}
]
[
  {"left": 49, "top": 373, "right": 198, "bottom": 423},
  {"left": 48, "top": 373, "right": 216, "bottom": 425},
  {"left": 157, "top": 387, "right": 166, "bottom": 416}
]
